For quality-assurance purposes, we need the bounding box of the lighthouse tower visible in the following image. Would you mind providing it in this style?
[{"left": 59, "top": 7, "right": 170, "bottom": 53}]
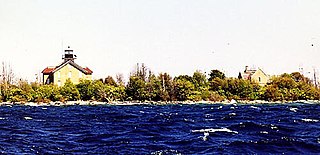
[{"left": 62, "top": 46, "right": 77, "bottom": 61}]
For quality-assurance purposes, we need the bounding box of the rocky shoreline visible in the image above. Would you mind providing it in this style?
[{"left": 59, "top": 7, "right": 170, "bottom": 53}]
[{"left": 0, "top": 100, "right": 319, "bottom": 106}]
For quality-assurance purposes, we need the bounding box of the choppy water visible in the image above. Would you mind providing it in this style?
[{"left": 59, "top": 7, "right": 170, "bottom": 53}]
[{"left": 0, "top": 103, "right": 319, "bottom": 154}]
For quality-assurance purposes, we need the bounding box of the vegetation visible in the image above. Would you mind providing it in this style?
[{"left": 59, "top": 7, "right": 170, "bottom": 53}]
[{"left": 0, "top": 63, "right": 319, "bottom": 103}]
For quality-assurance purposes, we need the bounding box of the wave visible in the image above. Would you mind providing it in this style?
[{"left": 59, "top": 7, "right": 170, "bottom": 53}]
[
  {"left": 192, "top": 128, "right": 238, "bottom": 134},
  {"left": 0, "top": 104, "right": 318, "bottom": 154},
  {"left": 301, "top": 118, "right": 319, "bottom": 123}
]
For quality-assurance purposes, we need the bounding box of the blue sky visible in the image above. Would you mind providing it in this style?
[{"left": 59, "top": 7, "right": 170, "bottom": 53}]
[{"left": 1, "top": 0, "right": 320, "bottom": 81}]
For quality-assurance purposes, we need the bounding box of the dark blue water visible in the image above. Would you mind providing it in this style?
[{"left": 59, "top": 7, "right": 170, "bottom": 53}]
[{"left": 0, "top": 103, "right": 319, "bottom": 154}]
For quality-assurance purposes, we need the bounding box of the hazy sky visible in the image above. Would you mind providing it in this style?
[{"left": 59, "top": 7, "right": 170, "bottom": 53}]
[{"left": 1, "top": 0, "right": 320, "bottom": 81}]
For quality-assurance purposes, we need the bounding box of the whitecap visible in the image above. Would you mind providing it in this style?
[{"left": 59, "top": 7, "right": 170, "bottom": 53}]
[
  {"left": 229, "top": 113, "right": 236, "bottom": 116},
  {"left": 289, "top": 107, "right": 298, "bottom": 112},
  {"left": 192, "top": 127, "right": 238, "bottom": 134},
  {"left": 250, "top": 106, "right": 261, "bottom": 110},
  {"left": 230, "top": 99, "right": 237, "bottom": 104},
  {"left": 217, "top": 106, "right": 223, "bottom": 109},
  {"left": 301, "top": 118, "right": 319, "bottom": 122},
  {"left": 42, "top": 107, "right": 47, "bottom": 110},
  {"left": 151, "top": 149, "right": 182, "bottom": 155},
  {"left": 0, "top": 117, "right": 5, "bottom": 120},
  {"left": 270, "top": 124, "right": 278, "bottom": 130},
  {"left": 230, "top": 107, "right": 235, "bottom": 109},
  {"left": 260, "top": 131, "right": 268, "bottom": 134},
  {"left": 184, "top": 118, "right": 195, "bottom": 122},
  {"left": 203, "top": 132, "right": 210, "bottom": 141},
  {"left": 205, "top": 119, "right": 215, "bottom": 121},
  {"left": 24, "top": 117, "right": 33, "bottom": 120}
]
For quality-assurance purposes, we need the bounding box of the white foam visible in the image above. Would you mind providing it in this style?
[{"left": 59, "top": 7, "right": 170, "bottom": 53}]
[
  {"left": 270, "top": 124, "right": 278, "bottom": 130},
  {"left": 289, "top": 107, "right": 298, "bottom": 112},
  {"left": 205, "top": 114, "right": 212, "bottom": 117},
  {"left": 250, "top": 106, "right": 260, "bottom": 110},
  {"left": 230, "top": 99, "right": 237, "bottom": 104},
  {"left": 301, "top": 118, "right": 319, "bottom": 122},
  {"left": 192, "top": 127, "right": 238, "bottom": 134},
  {"left": 203, "top": 132, "right": 210, "bottom": 141},
  {"left": 0, "top": 117, "right": 5, "bottom": 120},
  {"left": 25, "top": 103, "right": 39, "bottom": 106},
  {"left": 260, "top": 131, "right": 268, "bottom": 134},
  {"left": 41, "top": 107, "right": 47, "bottom": 110},
  {"left": 229, "top": 113, "right": 236, "bottom": 116},
  {"left": 24, "top": 117, "right": 32, "bottom": 120},
  {"left": 217, "top": 106, "right": 223, "bottom": 109},
  {"left": 184, "top": 118, "right": 195, "bottom": 122}
]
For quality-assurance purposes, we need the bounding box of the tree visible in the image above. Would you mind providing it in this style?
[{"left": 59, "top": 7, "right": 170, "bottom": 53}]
[
  {"left": 126, "top": 76, "right": 147, "bottom": 101},
  {"left": 262, "top": 73, "right": 320, "bottom": 101},
  {"left": 116, "top": 73, "right": 125, "bottom": 86},
  {"left": 173, "top": 78, "right": 195, "bottom": 101},
  {"left": 77, "top": 80, "right": 95, "bottom": 101},
  {"left": 131, "top": 63, "right": 149, "bottom": 82},
  {"left": 104, "top": 76, "right": 117, "bottom": 86},
  {"left": 33, "top": 84, "right": 61, "bottom": 102},
  {"left": 60, "top": 79, "right": 80, "bottom": 101},
  {"left": 208, "top": 69, "right": 225, "bottom": 81},
  {"left": 145, "top": 74, "right": 161, "bottom": 101},
  {"left": 192, "top": 70, "right": 209, "bottom": 91},
  {"left": 158, "top": 73, "right": 174, "bottom": 101},
  {"left": 91, "top": 80, "right": 107, "bottom": 101},
  {"left": 238, "top": 72, "right": 242, "bottom": 79},
  {"left": 1, "top": 62, "right": 15, "bottom": 101}
]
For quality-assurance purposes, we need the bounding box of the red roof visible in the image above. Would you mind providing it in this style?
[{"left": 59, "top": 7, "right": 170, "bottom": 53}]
[
  {"left": 42, "top": 65, "right": 92, "bottom": 75},
  {"left": 84, "top": 67, "right": 93, "bottom": 74},
  {"left": 42, "top": 67, "right": 55, "bottom": 74}
]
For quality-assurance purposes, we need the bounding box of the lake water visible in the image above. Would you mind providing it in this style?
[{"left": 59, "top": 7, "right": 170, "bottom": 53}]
[{"left": 0, "top": 103, "right": 319, "bottom": 154}]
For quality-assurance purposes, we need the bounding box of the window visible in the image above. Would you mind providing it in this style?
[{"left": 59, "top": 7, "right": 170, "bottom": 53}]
[
  {"left": 58, "top": 72, "right": 61, "bottom": 78},
  {"left": 58, "top": 80, "right": 61, "bottom": 86},
  {"left": 69, "top": 71, "right": 72, "bottom": 78},
  {"left": 258, "top": 77, "right": 261, "bottom": 82}
]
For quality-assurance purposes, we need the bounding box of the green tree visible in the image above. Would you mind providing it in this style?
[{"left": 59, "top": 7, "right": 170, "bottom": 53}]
[
  {"left": 145, "top": 74, "right": 161, "bottom": 101},
  {"left": 174, "top": 77, "right": 195, "bottom": 101},
  {"left": 208, "top": 69, "right": 226, "bottom": 81},
  {"left": 158, "top": 73, "right": 174, "bottom": 101},
  {"left": 60, "top": 79, "right": 80, "bottom": 101},
  {"left": 33, "top": 84, "right": 61, "bottom": 102},
  {"left": 126, "top": 76, "right": 147, "bottom": 101},
  {"left": 77, "top": 80, "right": 95, "bottom": 101},
  {"left": 192, "top": 70, "right": 209, "bottom": 91},
  {"left": 104, "top": 76, "right": 117, "bottom": 86}
]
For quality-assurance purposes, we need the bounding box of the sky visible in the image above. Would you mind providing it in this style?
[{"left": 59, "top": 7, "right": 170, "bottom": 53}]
[{"left": 1, "top": 0, "right": 320, "bottom": 82}]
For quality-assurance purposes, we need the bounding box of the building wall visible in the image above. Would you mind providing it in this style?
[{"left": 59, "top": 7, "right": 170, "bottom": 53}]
[
  {"left": 53, "top": 64, "right": 92, "bottom": 86},
  {"left": 43, "top": 74, "right": 49, "bottom": 84},
  {"left": 251, "top": 69, "right": 269, "bottom": 86}
]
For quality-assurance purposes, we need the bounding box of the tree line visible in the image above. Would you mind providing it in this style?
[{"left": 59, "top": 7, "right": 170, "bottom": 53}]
[{"left": 0, "top": 63, "right": 319, "bottom": 103}]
